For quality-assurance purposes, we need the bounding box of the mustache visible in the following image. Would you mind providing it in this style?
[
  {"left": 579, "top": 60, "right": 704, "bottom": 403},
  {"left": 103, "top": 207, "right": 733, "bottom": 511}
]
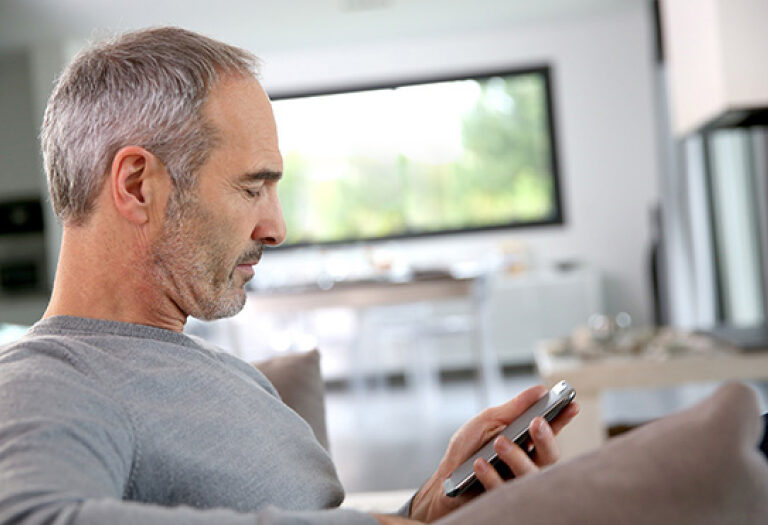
[{"left": 236, "top": 244, "right": 264, "bottom": 266}]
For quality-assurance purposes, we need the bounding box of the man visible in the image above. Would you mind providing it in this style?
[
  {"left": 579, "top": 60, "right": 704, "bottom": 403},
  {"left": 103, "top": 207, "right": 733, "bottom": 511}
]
[{"left": 0, "top": 27, "right": 577, "bottom": 524}]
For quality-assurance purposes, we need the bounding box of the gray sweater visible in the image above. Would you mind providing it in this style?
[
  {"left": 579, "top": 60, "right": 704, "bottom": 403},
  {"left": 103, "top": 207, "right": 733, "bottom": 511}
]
[{"left": 0, "top": 316, "right": 379, "bottom": 525}]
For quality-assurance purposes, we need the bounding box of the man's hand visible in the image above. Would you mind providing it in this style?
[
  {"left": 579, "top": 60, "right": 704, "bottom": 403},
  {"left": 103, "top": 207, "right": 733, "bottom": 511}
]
[{"left": 408, "top": 385, "right": 579, "bottom": 523}]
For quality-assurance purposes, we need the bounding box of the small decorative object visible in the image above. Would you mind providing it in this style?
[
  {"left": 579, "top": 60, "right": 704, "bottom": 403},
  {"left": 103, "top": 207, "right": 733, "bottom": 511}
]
[
  {"left": 551, "top": 310, "right": 738, "bottom": 362},
  {"left": 588, "top": 314, "right": 614, "bottom": 342}
]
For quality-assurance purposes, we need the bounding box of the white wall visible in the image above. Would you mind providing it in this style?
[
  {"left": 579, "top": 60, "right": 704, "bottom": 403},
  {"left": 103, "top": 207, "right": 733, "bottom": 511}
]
[
  {"left": 661, "top": 0, "right": 768, "bottom": 135},
  {"left": 258, "top": 2, "right": 661, "bottom": 325}
]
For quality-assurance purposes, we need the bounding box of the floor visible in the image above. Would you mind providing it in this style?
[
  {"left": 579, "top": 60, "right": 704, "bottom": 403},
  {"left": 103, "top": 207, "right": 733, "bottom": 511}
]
[{"left": 325, "top": 373, "right": 768, "bottom": 493}]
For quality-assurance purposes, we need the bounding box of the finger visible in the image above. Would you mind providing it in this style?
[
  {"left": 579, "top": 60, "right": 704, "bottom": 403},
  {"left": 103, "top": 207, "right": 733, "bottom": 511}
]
[
  {"left": 473, "top": 457, "right": 504, "bottom": 491},
  {"left": 494, "top": 435, "right": 538, "bottom": 477},
  {"left": 485, "top": 385, "right": 548, "bottom": 425},
  {"left": 528, "top": 417, "right": 560, "bottom": 466},
  {"left": 440, "top": 385, "right": 559, "bottom": 479},
  {"left": 549, "top": 402, "right": 580, "bottom": 436}
]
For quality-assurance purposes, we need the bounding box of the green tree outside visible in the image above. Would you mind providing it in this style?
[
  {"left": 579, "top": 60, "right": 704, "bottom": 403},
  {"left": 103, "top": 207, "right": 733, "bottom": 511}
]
[{"left": 277, "top": 72, "right": 556, "bottom": 245}]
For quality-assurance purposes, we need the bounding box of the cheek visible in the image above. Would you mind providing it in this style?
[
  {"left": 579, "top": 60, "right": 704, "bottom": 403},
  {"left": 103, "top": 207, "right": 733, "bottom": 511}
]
[
  {"left": 204, "top": 210, "right": 250, "bottom": 259},
  {"left": 190, "top": 198, "right": 256, "bottom": 266},
  {"left": 184, "top": 208, "right": 233, "bottom": 266}
]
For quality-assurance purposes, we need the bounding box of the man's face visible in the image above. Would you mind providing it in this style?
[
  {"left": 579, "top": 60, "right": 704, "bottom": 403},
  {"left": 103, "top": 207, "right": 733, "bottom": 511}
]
[{"left": 151, "top": 76, "right": 285, "bottom": 320}]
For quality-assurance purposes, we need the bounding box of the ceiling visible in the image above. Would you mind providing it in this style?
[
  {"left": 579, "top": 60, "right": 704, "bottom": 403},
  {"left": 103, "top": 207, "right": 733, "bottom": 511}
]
[{"left": 0, "top": 0, "right": 642, "bottom": 55}]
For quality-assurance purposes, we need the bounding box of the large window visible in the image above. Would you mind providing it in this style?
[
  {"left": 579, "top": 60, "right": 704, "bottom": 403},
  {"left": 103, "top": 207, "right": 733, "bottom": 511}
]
[{"left": 271, "top": 66, "right": 562, "bottom": 247}]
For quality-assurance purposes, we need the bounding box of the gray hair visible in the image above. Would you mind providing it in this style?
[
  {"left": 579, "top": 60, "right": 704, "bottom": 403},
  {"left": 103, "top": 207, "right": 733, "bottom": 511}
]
[{"left": 41, "top": 27, "right": 260, "bottom": 225}]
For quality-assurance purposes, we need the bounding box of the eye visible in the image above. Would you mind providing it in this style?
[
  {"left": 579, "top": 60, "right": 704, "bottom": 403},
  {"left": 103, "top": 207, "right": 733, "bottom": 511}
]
[{"left": 244, "top": 187, "right": 261, "bottom": 198}]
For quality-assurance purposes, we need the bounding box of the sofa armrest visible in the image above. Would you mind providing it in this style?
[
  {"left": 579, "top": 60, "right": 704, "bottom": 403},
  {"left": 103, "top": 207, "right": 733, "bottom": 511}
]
[
  {"left": 253, "top": 349, "right": 329, "bottom": 450},
  {"left": 435, "top": 382, "right": 768, "bottom": 525}
]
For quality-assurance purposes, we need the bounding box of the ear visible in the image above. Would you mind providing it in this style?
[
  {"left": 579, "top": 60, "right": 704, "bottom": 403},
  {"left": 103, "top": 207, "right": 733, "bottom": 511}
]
[{"left": 110, "top": 146, "right": 169, "bottom": 225}]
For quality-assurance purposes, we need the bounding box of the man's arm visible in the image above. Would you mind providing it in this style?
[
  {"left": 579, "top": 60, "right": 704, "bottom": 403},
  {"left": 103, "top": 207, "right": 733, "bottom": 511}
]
[{"left": 0, "top": 352, "right": 378, "bottom": 525}]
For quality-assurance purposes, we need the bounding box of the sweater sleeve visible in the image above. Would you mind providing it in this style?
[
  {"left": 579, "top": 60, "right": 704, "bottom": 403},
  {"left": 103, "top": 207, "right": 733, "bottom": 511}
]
[{"left": 0, "top": 343, "right": 377, "bottom": 525}]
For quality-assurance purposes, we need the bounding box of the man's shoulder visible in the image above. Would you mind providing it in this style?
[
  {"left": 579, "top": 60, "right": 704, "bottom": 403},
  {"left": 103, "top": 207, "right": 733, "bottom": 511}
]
[
  {"left": 0, "top": 330, "right": 91, "bottom": 381},
  {"left": 1, "top": 328, "right": 75, "bottom": 358},
  {"left": 0, "top": 331, "right": 116, "bottom": 415},
  {"left": 0, "top": 330, "right": 136, "bottom": 449}
]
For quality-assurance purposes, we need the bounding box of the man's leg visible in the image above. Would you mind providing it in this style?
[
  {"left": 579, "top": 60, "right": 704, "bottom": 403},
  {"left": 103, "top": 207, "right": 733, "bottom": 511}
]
[{"left": 761, "top": 414, "right": 768, "bottom": 459}]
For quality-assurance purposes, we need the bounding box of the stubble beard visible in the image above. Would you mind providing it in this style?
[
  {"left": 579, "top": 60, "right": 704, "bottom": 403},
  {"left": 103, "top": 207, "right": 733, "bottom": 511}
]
[{"left": 151, "top": 192, "right": 254, "bottom": 321}]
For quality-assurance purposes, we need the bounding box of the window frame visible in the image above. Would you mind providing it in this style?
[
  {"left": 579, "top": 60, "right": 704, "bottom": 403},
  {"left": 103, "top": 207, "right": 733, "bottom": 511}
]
[{"left": 269, "top": 64, "right": 565, "bottom": 249}]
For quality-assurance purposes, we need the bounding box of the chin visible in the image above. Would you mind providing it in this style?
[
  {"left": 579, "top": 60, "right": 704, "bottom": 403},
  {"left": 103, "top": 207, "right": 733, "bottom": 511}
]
[{"left": 192, "top": 289, "right": 247, "bottom": 321}]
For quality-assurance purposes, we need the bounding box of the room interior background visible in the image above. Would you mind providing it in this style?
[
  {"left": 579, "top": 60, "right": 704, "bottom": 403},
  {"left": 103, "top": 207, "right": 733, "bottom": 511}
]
[
  {"left": 0, "top": 0, "right": 660, "bottom": 329},
  {"left": 2, "top": 0, "right": 767, "bottom": 491}
]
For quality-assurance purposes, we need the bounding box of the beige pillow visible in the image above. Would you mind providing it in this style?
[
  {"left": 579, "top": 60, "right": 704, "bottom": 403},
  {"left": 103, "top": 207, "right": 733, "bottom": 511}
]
[
  {"left": 253, "top": 349, "right": 329, "bottom": 450},
  {"left": 437, "top": 382, "right": 768, "bottom": 525}
]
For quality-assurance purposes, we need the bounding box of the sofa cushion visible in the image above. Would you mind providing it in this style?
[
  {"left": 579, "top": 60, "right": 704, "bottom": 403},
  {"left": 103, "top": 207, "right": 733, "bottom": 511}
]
[
  {"left": 253, "top": 349, "right": 329, "bottom": 450},
  {"left": 437, "top": 382, "right": 768, "bottom": 525}
]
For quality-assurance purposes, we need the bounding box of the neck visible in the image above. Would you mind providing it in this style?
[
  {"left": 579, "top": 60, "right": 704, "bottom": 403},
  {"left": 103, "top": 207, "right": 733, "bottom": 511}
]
[{"left": 44, "top": 224, "right": 188, "bottom": 332}]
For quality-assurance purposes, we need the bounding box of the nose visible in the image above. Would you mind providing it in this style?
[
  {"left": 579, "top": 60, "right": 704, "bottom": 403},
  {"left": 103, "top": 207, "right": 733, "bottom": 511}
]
[{"left": 252, "top": 192, "right": 286, "bottom": 246}]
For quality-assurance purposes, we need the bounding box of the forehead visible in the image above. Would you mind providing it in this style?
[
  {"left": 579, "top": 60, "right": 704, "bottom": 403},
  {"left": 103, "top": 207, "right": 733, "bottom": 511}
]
[{"left": 203, "top": 75, "right": 280, "bottom": 159}]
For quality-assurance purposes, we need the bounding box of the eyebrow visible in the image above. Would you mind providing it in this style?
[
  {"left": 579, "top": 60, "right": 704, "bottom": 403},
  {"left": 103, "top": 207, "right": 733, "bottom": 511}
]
[{"left": 239, "top": 170, "right": 283, "bottom": 182}]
